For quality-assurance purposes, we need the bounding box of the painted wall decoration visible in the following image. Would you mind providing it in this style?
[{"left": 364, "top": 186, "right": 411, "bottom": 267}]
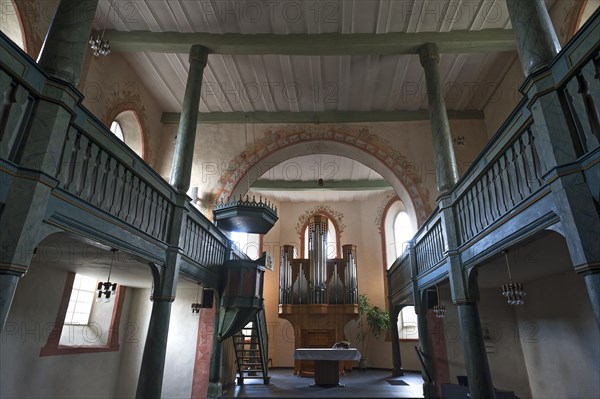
[
  {"left": 214, "top": 125, "right": 432, "bottom": 224},
  {"left": 374, "top": 191, "right": 399, "bottom": 232},
  {"left": 294, "top": 205, "right": 346, "bottom": 235}
]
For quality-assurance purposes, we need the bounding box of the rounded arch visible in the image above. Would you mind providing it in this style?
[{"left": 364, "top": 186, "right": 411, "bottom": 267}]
[
  {"left": 106, "top": 109, "right": 146, "bottom": 160},
  {"left": 1, "top": 0, "right": 26, "bottom": 51},
  {"left": 216, "top": 126, "right": 432, "bottom": 226}
]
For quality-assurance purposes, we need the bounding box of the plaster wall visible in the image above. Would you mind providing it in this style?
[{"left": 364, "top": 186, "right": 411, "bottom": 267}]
[
  {"left": 439, "top": 284, "right": 532, "bottom": 398},
  {"left": 0, "top": 263, "right": 132, "bottom": 399},
  {"left": 482, "top": 0, "right": 589, "bottom": 135},
  {"left": 153, "top": 119, "right": 488, "bottom": 221},
  {"left": 114, "top": 285, "right": 201, "bottom": 399},
  {"left": 515, "top": 271, "right": 600, "bottom": 399},
  {"left": 79, "top": 52, "right": 165, "bottom": 167},
  {"left": 261, "top": 192, "right": 422, "bottom": 370}
]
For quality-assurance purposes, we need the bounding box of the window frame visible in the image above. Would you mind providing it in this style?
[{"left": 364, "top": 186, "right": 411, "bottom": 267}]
[{"left": 40, "top": 272, "right": 126, "bottom": 356}]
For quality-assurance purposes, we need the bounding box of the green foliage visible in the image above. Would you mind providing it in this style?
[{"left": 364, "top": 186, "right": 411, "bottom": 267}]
[{"left": 356, "top": 294, "right": 391, "bottom": 353}]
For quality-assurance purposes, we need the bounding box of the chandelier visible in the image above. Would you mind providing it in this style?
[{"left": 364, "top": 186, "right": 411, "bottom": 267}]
[
  {"left": 433, "top": 285, "right": 445, "bottom": 318},
  {"left": 97, "top": 248, "right": 118, "bottom": 302},
  {"left": 89, "top": 0, "right": 114, "bottom": 56},
  {"left": 501, "top": 250, "right": 526, "bottom": 305},
  {"left": 191, "top": 284, "right": 203, "bottom": 314}
]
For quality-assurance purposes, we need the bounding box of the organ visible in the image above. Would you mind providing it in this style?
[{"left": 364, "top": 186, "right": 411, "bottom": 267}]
[{"left": 278, "top": 215, "right": 359, "bottom": 376}]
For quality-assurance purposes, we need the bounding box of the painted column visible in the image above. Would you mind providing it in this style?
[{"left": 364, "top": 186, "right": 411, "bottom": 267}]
[
  {"left": 170, "top": 45, "right": 209, "bottom": 194},
  {"left": 419, "top": 43, "right": 459, "bottom": 193},
  {"left": 135, "top": 299, "right": 172, "bottom": 399},
  {"left": 208, "top": 297, "right": 224, "bottom": 398},
  {"left": 584, "top": 273, "right": 600, "bottom": 330},
  {"left": 136, "top": 247, "right": 181, "bottom": 399},
  {"left": 389, "top": 307, "right": 404, "bottom": 377},
  {"left": 457, "top": 302, "right": 496, "bottom": 399},
  {"left": 505, "top": 0, "right": 560, "bottom": 76},
  {"left": 0, "top": 271, "right": 22, "bottom": 331},
  {"left": 37, "top": 0, "right": 99, "bottom": 85},
  {"left": 416, "top": 311, "right": 435, "bottom": 398}
]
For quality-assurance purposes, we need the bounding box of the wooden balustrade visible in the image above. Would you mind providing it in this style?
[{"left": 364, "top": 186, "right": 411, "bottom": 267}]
[
  {"left": 0, "top": 31, "right": 230, "bottom": 281},
  {"left": 388, "top": 12, "right": 599, "bottom": 302}
]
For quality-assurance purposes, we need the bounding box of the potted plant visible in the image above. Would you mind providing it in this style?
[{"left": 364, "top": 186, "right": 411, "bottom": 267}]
[{"left": 355, "top": 294, "right": 391, "bottom": 369}]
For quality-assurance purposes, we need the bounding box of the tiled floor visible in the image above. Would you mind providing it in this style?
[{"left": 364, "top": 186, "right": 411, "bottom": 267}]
[{"left": 221, "top": 368, "right": 425, "bottom": 398}]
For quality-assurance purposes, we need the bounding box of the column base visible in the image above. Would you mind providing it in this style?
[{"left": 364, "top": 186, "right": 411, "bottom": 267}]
[
  {"left": 391, "top": 367, "right": 404, "bottom": 377},
  {"left": 423, "top": 381, "right": 436, "bottom": 399},
  {"left": 0, "top": 272, "right": 22, "bottom": 331},
  {"left": 207, "top": 382, "right": 222, "bottom": 398},
  {"left": 584, "top": 272, "right": 600, "bottom": 330}
]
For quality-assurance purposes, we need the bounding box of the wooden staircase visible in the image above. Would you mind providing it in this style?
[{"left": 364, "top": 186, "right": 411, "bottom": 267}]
[{"left": 232, "top": 308, "right": 270, "bottom": 385}]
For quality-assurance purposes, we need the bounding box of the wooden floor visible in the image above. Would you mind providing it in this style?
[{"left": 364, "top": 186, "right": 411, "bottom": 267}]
[{"left": 221, "top": 368, "right": 425, "bottom": 398}]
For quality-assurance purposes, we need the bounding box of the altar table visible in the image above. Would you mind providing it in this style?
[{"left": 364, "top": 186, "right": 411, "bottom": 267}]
[{"left": 292, "top": 348, "right": 361, "bottom": 387}]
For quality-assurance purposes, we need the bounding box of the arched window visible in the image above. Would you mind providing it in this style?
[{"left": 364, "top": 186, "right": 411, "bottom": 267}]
[
  {"left": 393, "top": 211, "right": 412, "bottom": 258},
  {"left": 383, "top": 199, "right": 415, "bottom": 268},
  {"left": 109, "top": 110, "right": 144, "bottom": 158},
  {"left": 303, "top": 217, "right": 337, "bottom": 259},
  {"left": 0, "top": 1, "right": 26, "bottom": 51},
  {"left": 110, "top": 121, "right": 124, "bottom": 142}
]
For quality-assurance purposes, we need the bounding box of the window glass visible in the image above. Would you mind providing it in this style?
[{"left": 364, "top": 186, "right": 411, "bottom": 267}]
[
  {"left": 393, "top": 211, "right": 412, "bottom": 257},
  {"left": 110, "top": 120, "right": 125, "bottom": 142},
  {"left": 64, "top": 274, "right": 97, "bottom": 325},
  {"left": 398, "top": 306, "right": 419, "bottom": 340}
]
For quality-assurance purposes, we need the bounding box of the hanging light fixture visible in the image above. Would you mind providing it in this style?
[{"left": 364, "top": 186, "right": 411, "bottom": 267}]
[
  {"left": 501, "top": 250, "right": 526, "bottom": 305},
  {"left": 191, "top": 284, "right": 203, "bottom": 314},
  {"left": 433, "top": 285, "right": 446, "bottom": 318},
  {"left": 97, "top": 248, "right": 118, "bottom": 302},
  {"left": 89, "top": 0, "right": 114, "bottom": 56}
]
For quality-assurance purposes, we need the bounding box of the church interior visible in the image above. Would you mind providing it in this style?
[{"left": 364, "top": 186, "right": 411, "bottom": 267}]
[{"left": 0, "top": 1, "right": 599, "bottom": 398}]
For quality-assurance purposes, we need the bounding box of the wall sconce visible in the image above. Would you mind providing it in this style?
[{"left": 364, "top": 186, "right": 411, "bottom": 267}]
[
  {"left": 501, "top": 250, "right": 526, "bottom": 305},
  {"left": 433, "top": 285, "right": 446, "bottom": 318},
  {"left": 97, "top": 248, "right": 118, "bottom": 302}
]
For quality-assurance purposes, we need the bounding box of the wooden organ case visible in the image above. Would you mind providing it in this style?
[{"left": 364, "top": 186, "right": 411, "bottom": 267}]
[{"left": 278, "top": 215, "right": 359, "bottom": 376}]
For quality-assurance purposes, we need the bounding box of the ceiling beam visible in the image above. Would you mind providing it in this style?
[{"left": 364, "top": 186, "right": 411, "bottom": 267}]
[
  {"left": 104, "top": 29, "right": 515, "bottom": 55},
  {"left": 161, "top": 110, "right": 484, "bottom": 124},
  {"left": 250, "top": 180, "right": 393, "bottom": 191}
]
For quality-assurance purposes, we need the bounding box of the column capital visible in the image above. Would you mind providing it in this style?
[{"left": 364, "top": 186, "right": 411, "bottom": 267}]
[
  {"left": 150, "top": 295, "right": 176, "bottom": 302},
  {"left": 0, "top": 263, "right": 28, "bottom": 276},
  {"left": 419, "top": 43, "right": 440, "bottom": 66},
  {"left": 190, "top": 45, "right": 209, "bottom": 67}
]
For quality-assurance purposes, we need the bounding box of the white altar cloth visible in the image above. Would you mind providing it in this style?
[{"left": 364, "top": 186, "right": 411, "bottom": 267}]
[{"left": 292, "top": 348, "right": 361, "bottom": 361}]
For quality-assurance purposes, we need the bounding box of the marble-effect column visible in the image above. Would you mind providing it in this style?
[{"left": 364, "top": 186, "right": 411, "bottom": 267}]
[
  {"left": 135, "top": 300, "right": 172, "bottom": 399},
  {"left": 506, "top": 0, "right": 561, "bottom": 76},
  {"left": 416, "top": 311, "right": 435, "bottom": 398},
  {"left": 0, "top": 272, "right": 21, "bottom": 331},
  {"left": 419, "top": 43, "right": 459, "bottom": 193},
  {"left": 457, "top": 303, "right": 496, "bottom": 399},
  {"left": 170, "top": 45, "right": 209, "bottom": 194},
  {"left": 390, "top": 308, "right": 404, "bottom": 376},
  {"left": 37, "top": 0, "right": 99, "bottom": 85}
]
